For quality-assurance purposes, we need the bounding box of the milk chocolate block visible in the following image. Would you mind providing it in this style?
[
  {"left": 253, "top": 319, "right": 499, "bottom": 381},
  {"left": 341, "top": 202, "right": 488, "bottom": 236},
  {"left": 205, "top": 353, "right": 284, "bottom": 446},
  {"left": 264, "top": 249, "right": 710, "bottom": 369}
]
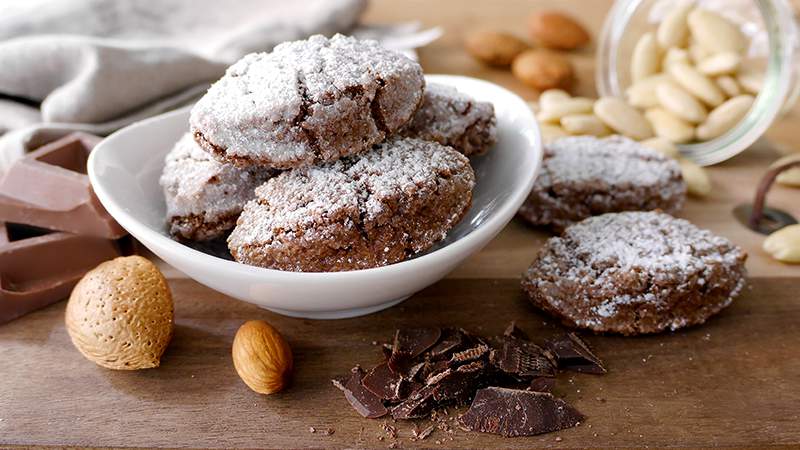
[
  {"left": 0, "top": 133, "right": 126, "bottom": 239},
  {"left": 0, "top": 222, "right": 122, "bottom": 324}
]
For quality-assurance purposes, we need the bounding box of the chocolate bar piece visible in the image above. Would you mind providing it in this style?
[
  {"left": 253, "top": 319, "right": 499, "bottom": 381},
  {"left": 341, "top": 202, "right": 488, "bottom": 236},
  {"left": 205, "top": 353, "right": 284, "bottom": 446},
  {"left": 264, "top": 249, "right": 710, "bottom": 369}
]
[
  {"left": 459, "top": 387, "right": 584, "bottom": 437},
  {"left": 0, "top": 133, "right": 126, "bottom": 239},
  {"left": 0, "top": 222, "right": 123, "bottom": 324},
  {"left": 545, "top": 332, "right": 607, "bottom": 374},
  {"left": 332, "top": 366, "right": 388, "bottom": 419}
]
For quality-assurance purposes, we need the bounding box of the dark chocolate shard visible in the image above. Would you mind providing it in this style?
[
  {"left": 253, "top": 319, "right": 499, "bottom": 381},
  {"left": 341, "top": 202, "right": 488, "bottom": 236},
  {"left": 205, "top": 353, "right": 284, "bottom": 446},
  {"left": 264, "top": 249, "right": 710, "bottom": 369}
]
[
  {"left": 432, "top": 360, "right": 487, "bottom": 405},
  {"left": 491, "top": 339, "right": 556, "bottom": 378},
  {"left": 503, "top": 321, "right": 530, "bottom": 340},
  {"left": 362, "top": 362, "right": 403, "bottom": 402},
  {"left": 391, "top": 384, "right": 437, "bottom": 419},
  {"left": 529, "top": 377, "right": 556, "bottom": 393},
  {"left": 332, "top": 366, "right": 388, "bottom": 419},
  {"left": 388, "top": 328, "right": 442, "bottom": 374},
  {"left": 459, "top": 387, "right": 584, "bottom": 437},
  {"left": 449, "top": 344, "right": 490, "bottom": 366},
  {"left": 429, "top": 328, "right": 465, "bottom": 359},
  {"left": 545, "top": 333, "right": 606, "bottom": 374}
]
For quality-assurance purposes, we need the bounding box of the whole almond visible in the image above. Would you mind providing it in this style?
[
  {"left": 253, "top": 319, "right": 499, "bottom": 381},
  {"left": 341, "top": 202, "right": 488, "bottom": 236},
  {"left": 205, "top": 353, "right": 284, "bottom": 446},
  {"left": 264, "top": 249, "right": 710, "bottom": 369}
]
[
  {"left": 232, "top": 320, "right": 294, "bottom": 395},
  {"left": 465, "top": 30, "right": 529, "bottom": 67},
  {"left": 512, "top": 49, "right": 574, "bottom": 91},
  {"left": 528, "top": 11, "right": 590, "bottom": 50}
]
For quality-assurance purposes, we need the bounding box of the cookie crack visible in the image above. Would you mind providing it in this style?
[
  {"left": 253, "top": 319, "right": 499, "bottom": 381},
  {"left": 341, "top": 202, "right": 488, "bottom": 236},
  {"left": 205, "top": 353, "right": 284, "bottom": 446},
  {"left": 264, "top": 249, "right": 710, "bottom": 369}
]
[
  {"left": 369, "top": 77, "right": 389, "bottom": 134},
  {"left": 294, "top": 70, "right": 321, "bottom": 159}
]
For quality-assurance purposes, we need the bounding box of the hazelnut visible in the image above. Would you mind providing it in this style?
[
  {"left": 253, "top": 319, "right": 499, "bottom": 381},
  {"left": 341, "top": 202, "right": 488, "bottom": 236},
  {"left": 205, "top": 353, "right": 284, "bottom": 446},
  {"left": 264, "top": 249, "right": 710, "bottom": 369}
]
[
  {"left": 528, "top": 11, "right": 591, "bottom": 50},
  {"left": 464, "top": 30, "right": 529, "bottom": 67},
  {"left": 65, "top": 256, "right": 174, "bottom": 370},
  {"left": 512, "top": 49, "right": 574, "bottom": 91},
  {"left": 232, "top": 320, "right": 293, "bottom": 394}
]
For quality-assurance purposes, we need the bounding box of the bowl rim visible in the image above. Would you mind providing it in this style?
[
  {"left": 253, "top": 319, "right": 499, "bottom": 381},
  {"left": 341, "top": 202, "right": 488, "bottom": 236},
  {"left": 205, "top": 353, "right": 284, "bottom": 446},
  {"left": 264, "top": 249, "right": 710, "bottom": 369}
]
[{"left": 88, "top": 74, "right": 542, "bottom": 282}]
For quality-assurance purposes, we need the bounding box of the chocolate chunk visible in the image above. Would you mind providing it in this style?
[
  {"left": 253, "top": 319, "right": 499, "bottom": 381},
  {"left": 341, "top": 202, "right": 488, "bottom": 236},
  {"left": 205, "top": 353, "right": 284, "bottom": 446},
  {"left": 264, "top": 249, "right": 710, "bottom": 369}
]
[
  {"left": 503, "top": 321, "right": 530, "bottom": 340},
  {"left": 529, "top": 377, "right": 556, "bottom": 393},
  {"left": 361, "top": 362, "right": 403, "bottom": 402},
  {"left": 391, "top": 385, "right": 437, "bottom": 419},
  {"left": 432, "top": 360, "right": 487, "bottom": 405},
  {"left": 545, "top": 333, "right": 606, "bottom": 374},
  {"left": 332, "top": 367, "right": 388, "bottom": 419},
  {"left": 491, "top": 339, "right": 556, "bottom": 378},
  {"left": 388, "top": 328, "right": 441, "bottom": 374},
  {"left": 459, "top": 387, "right": 584, "bottom": 437},
  {"left": 428, "top": 328, "right": 465, "bottom": 359}
]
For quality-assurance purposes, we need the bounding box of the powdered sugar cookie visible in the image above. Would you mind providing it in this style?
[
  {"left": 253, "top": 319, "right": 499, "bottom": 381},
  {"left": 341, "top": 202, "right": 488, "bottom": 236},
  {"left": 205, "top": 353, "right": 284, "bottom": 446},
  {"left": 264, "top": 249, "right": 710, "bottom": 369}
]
[
  {"left": 518, "top": 136, "right": 686, "bottom": 232},
  {"left": 228, "top": 137, "right": 475, "bottom": 272},
  {"left": 160, "top": 133, "right": 274, "bottom": 241},
  {"left": 400, "top": 83, "right": 497, "bottom": 156},
  {"left": 521, "top": 211, "right": 747, "bottom": 335},
  {"left": 190, "top": 34, "right": 425, "bottom": 169}
]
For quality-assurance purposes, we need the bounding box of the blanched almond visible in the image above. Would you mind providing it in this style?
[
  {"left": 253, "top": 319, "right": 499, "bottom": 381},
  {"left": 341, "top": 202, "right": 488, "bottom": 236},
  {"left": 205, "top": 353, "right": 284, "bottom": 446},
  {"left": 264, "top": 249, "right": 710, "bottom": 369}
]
[
  {"left": 626, "top": 74, "right": 669, "bottom": 109},
  {"left": 539, "top": 123, "right": 570, "bottom": 143},
  {"left": 716, "top": 76, "right": 741, "bottom": 97},
  {"left": 594, "top": 97, "right": 654, "bottom": 140},
  {"left": 655, "top": 80, "right": 708, "bottom": 124},
  {"left": 663, "top": 48, "right": 690, "bottom": 68},
  {"left": 631, "top": 32, "right": 661, "bottom": 83},
  {"left": 560, "top": 114, "right": 611, "bottom": 136},
  {"left": 668, "top": 61, "right": 725, "bottom": 107},
  {"left": 696, "top": 95, "right": 754, "bottom": 140},
  {"left": 771, "top": 154, "right": 800, "bottom": 188},
  {"left": 645, "top": 108, "right": 695, "bottom": 144},
  {"left": 688, "top": 9, "right": 747, "bottom": 54},
  {"left": 657, "top": 3, "right": 694, "bottom": 48},
  {"left": 536, "top": 97, "right": 594, "bottom": 123},
  {"left": 737, "top": 70, "right": 765, "bottom": 95},
  {"left": 689, "top": 40, "right": 713, "bottom": 65},
  {"left": 539, "top": 89, "right": 571, "bottom": 110},
  {"left": 698, "top": 52, "right": 741, "bottom": 76},
  {"left": 763, "top": 224, "right": 800, "bottom": 264},
  {"left": 640, "top": 137, "right": 681, "bottom": 159},
  {"left": 679, "top": 158, "right": 712, "bottom": 197}
]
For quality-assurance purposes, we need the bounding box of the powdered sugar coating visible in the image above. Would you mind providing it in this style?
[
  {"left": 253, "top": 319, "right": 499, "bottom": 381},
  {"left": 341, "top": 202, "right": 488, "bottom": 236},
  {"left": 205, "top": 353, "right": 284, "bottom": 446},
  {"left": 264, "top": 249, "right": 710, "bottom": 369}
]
[
  {"left": 400, "top": 83, "right": 497, "bottom": 156},
  {"left": 160, "top": 133, "right": 274, "bottom": 241},
  {"left": 522, "top": 211, "right": 747, "bottom": 335},
  {"left": 228, "top": 137, "right": 475, "bottom": 272},
  {"left": 190, "top": 34, "right": 425, "bottom": 169},
  {"left": 519, "top": 135, "right": 686, "bottom": 231}
]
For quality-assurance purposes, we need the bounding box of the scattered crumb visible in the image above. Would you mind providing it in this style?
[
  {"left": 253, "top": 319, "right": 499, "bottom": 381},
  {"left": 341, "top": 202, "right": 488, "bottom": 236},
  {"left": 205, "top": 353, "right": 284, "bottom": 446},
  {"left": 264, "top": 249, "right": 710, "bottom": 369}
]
[
  {"left": 309, "top": 427, "right": 316, "bottom": 434},
  {"left": 555, "top": 436, "right": 563, "bottom": 442},
  {"left": 324, "top": 428, "right": 335, "bottom": 436}
]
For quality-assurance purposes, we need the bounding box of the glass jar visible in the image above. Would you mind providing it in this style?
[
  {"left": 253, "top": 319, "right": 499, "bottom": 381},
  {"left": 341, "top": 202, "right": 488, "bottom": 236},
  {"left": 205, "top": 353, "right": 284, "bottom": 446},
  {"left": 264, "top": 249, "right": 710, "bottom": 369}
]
[{"left": 597, "top": 0, "right": 800, "bottom": 166}]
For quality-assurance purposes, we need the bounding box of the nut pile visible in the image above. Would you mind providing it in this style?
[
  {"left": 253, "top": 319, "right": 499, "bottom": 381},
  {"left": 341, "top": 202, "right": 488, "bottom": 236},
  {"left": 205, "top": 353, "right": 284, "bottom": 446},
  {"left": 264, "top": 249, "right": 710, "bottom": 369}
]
[
  {"left": 465, "top": 10, "right": 590, "bottom": 91},
  {"left": 333, "top": 323, "right": 606, "bottom": 438}
]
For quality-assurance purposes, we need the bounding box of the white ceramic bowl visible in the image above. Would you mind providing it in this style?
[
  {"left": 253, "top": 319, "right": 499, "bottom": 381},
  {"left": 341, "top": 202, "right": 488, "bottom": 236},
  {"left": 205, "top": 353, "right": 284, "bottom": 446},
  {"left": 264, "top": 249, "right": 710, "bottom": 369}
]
[{"left": 88, "top": 75, "right": 541, "bottom": 319}]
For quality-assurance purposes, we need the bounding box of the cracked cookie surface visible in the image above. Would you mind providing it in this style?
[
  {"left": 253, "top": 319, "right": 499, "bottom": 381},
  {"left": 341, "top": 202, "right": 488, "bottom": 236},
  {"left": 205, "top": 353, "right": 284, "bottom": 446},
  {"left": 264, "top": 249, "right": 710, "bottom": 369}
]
[
  {"left": 227, "top": 137, "right": 475, "bottom": 272},
  {"left": 400, "top": 82, "right": 497, "bottom": 156},
  {"left": 160, "top": 133, "right": 275, "bottom": 241},
  {"left": 518, "top": 135, "right": 687, "bottom": 232},
  {"left": 521, "top": 211, "right": 747, "bottom": 335},
  {"left": 189, "top": 34, "right": 425, "bottom": 170}
]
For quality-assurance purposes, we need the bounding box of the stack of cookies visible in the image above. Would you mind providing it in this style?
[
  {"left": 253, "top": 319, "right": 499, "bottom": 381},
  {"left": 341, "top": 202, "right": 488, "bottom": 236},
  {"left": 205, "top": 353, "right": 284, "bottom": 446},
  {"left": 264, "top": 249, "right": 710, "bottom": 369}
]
[{"left": 160, "top": 34, "right": 497, "bottom": 272}]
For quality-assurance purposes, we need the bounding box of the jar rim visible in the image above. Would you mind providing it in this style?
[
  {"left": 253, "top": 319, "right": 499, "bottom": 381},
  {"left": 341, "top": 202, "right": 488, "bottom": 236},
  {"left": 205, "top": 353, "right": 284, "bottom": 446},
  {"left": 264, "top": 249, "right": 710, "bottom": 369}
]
[{"left": 596, "top": 0, "right": 799, "bottom": 166}]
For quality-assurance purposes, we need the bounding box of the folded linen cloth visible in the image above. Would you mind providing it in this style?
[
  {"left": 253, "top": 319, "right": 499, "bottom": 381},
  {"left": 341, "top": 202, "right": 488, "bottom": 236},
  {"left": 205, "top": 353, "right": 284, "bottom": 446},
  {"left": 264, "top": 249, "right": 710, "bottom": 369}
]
[{"left": 0, "top": 0, "right": 441, "bottom": 172}]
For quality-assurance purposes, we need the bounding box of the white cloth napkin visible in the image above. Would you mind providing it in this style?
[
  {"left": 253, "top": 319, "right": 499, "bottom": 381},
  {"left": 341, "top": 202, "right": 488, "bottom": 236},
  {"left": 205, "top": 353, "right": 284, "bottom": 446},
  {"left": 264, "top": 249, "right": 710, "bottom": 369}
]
[{"left": 0, "top": 0, "right": 441, "bottom": 172}]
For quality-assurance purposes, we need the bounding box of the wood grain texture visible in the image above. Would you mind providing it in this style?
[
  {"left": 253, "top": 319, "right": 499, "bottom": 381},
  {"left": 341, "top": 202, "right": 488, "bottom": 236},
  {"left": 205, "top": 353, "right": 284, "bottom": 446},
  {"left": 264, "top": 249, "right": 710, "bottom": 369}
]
[
  {"left": 3, "top": 0, "right": 800, "bottom": 448},
  {"left": 1, "top": 278, "right": 799, "bottom": 448}
]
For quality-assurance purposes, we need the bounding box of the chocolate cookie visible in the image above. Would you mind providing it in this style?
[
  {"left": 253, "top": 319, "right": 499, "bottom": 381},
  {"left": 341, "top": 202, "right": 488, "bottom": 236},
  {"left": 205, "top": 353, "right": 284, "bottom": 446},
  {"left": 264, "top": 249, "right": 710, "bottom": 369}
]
[
  {"left": 521, "top": 211, "right": 747, "bottom": 335},
  {"left": 518, "top": 136, "right": 686, "bottom": 232},
  {"left": 400, "top": 83, "right": 497, "bottom": 156},
  {"left": 160, "top": 133, "right": 274, "bottom": 241},
  {"left": 227, "top": 137, "right": 475, "bottom": 272},
  {"left": 190, "top": 34, "right": 425, "bottom": 169}
]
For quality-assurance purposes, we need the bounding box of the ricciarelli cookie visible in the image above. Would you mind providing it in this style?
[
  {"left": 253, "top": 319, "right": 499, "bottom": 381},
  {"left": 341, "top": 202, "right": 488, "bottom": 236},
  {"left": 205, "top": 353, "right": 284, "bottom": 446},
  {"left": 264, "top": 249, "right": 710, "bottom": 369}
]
[
  {"left": 518, "top": 136, "right": 686, "bottom": 232},
  {"left": 228, "top": 137, "right": 475, "bottom": 272},
  {"left": 521, "top": 211, "right": 747, "bottom": 335},
  {"left": 160, "top": 133, "right": 274, "bottom": 241},
  {"left": 190, "top": 34, "right": 425, "bottom": 169},
  {"left": 400, "top": 83, "right": 497, "bottom": 156}
]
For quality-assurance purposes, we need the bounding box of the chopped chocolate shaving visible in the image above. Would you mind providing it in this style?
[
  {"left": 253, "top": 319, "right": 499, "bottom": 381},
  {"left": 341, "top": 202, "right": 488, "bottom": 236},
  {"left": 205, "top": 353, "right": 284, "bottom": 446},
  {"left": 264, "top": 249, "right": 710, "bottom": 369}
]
[
  {"left": 388, "top": 328, "right": 442, "bottom": 374},
  {"left": 459, "top": 387, "right": 584, "bottom": 437},
  {"left": 332, "top": 367, "right": 388, "bottom": 419},
  {"left": 362, "top": 362, "right": 403, "bottom": 402},
  {"left": 432, "top": 360, "right": 487, "bottom": 405},
  {"left": 529, "top": 377, "right": 556, "bottom": 393},
  {"left": 429, "top": 328, "right": 465, "bottom": 359},
  {"left": 449, "top": 344, "right": 490, "bottom": 366},
  {"left": 491, "top": 339, "right": 556, "bottom": 378},
  {"left": 545, "top": 333, "right": 606, "bottom": 374},
  {"left": 391, "top": 385, "right": 437, "bottom": 419},
  {"left": 503, "top": 321, "right": 530, "bottom": 340}
]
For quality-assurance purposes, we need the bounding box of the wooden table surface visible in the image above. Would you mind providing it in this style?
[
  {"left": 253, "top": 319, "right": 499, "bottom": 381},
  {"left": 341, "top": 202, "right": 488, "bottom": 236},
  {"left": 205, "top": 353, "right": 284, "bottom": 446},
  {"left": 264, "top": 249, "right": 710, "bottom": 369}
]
[{"left": 2, "top": 0, "right": 799, "bottom": 448}]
